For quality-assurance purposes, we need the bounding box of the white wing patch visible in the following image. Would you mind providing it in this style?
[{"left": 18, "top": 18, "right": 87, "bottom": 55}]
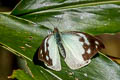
[
  {"left": 46, "top": 56, "right": 49, "bottom": 61},
  {"left": 40, "top": 50, "right": 42, "bottom": 54},
  {"left": 95, "top": 41, "right": 99, "bottom": 45},
  {"left": 46, "top": 35, "right": 61, "bottom": 71},
  {"left": 61, "top": 33, "right": 90, "bottom": 69},
  {"left": 78, "top": 33, "right": 90, "bottom": 45},
  {"left": 44, "top": 38, "right": 48, "bottom": 52},
  {"left": 87, "top": 48, "right": 91, "bottom": 54}
]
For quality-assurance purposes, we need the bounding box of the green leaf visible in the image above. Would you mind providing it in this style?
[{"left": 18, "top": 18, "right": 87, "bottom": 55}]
[
  {"left": 11, "top": 0, "right": 120, "bottom": 16},
  {"left": 0, "top": 0, "right": 120, "bottom": 80},
  {"left": 11, "top": 70, "right": 34, "bottom": 80},
  {"left": 0, "top": 13, "right": 120, "bottom": 80},
  {"left": 0, "top": 13, "right": 45, "bottom": 60},
  {"left": 11, "top": 53, "right": 120, "bottom": 80},
  {"left": 11, "top": 0, "right": 120, "bottom": 34}
]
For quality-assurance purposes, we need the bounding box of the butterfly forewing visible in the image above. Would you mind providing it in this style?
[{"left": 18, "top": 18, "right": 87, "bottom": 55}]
[
  {"left": 61, "top": 32, "right": 104, "bottom": 69},
  {"left": 73, "top": 32, "right": 104, "bottom": 60},
  {"left": 38, "top": 34, "right": 61, "bottom": 71}
]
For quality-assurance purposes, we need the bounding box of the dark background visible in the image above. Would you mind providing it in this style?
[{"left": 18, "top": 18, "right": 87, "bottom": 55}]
[
  {"left": 0, "top": 0, "right": 20, "bottom": 80},
  {"left": 0, "top": 0, "right": 20, "bottom": 11}
]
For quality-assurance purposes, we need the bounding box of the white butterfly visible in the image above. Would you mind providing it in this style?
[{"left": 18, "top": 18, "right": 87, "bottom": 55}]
[{"left": 37, "top": 28, "right": 104, "bottom": 71}]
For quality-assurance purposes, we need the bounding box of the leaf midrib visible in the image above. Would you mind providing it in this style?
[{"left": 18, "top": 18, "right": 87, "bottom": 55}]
[
  {"left": 17, "top": 0, "right": 120, "bottom": 16},
  {"left": 0, "top": 42, "right": 32, "bottom": 61}
]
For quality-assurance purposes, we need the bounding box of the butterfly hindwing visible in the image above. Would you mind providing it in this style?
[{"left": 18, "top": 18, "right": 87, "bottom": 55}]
[
  {"left": 61, "top": 31, "right": 104, "bottom": 69},
  {"left": 38, "top": 34, "right": 61, "bottom": 71}
]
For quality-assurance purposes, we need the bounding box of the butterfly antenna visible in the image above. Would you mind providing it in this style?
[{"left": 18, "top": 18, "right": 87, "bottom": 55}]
[
  {"left": 56, "top": 14, "right": 64, "bottom": 29},
  {"left": 46, "top": 14, "right": 64, "bottom": 30},
  {"left": 47, "top": 18, "right": 57, "bottom": 29}
]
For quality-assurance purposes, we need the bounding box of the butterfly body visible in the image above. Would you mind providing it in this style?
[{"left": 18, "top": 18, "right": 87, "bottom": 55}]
[
  {"left": 36, "top": 28, "right": 104, "bottom": 71},
  {"left": 53, "top": 28, "right": 66, "bottom": 58}
]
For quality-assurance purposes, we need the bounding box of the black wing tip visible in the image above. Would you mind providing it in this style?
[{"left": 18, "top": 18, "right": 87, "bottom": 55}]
[
  {"left": 97, "top": 38, "right": 105, "bottom": 50},
  {"left": 33, "top": 47, "right": 46, "bottom": 67},
  {"left": 101, "top": 42, "right": 105, "bottom": 49}
]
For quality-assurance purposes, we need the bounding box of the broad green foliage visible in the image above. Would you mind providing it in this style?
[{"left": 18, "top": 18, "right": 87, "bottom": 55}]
[
  {"left": 0, "top": 0, "right": 120, "bottom": 80},
  {"left": 11, "top": 70, "right": 34, "bottom": 80}
]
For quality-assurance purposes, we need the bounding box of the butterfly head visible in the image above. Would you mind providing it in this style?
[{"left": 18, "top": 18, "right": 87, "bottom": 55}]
[{"left": 53, "top": 28, "right": 59, "bottom": 33}]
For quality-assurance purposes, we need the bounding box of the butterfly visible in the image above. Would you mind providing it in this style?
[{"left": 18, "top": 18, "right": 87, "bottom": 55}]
[{"left": 35, "top": 28, "right": 104, "bottom": 71}]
